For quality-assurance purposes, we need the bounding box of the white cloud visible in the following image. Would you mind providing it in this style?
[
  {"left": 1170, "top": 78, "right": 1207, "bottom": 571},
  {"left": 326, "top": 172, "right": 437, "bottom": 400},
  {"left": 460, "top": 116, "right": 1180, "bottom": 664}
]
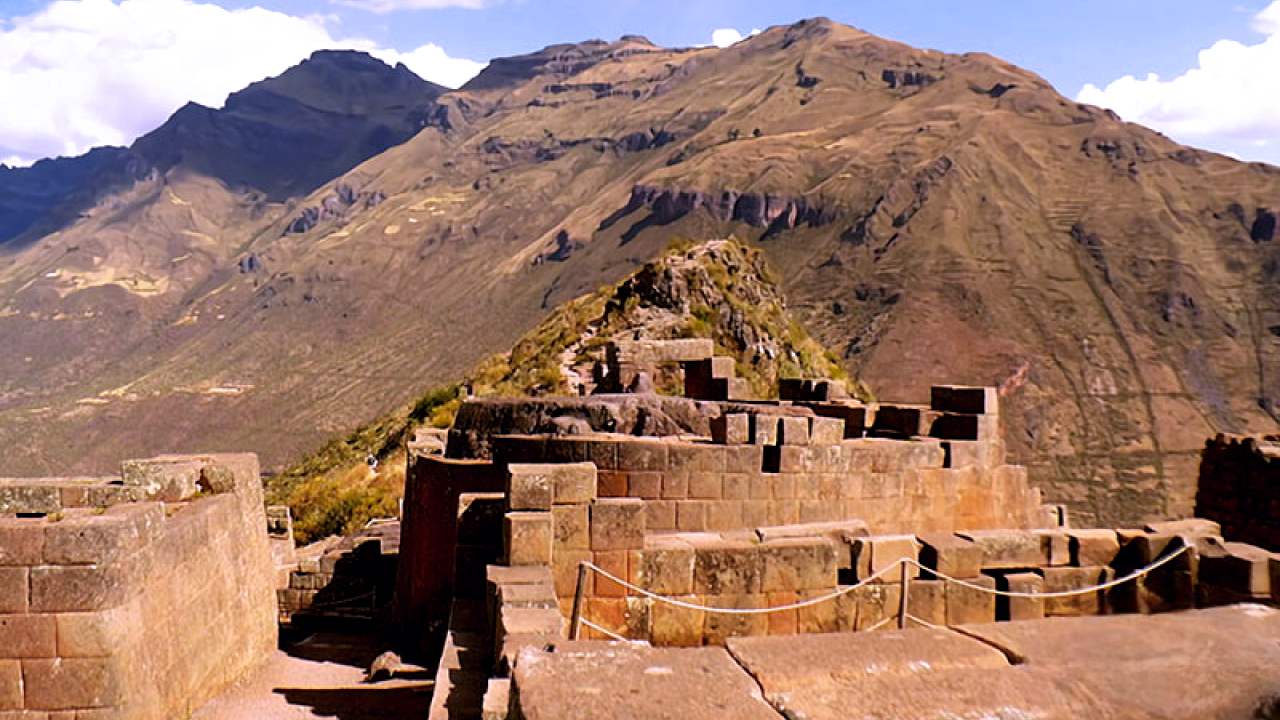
[
  {"left": 332, "top": 0, "right": 487, "bottom": 11},
  {"left": 711, "top": 27, "right": 760, "bottom": 48},
  {"left": 374, "top": 44, "right": 484, "bottom": 89},
  {"left": 0, "top": 0, "right": 482, "bottom": 166},
  {"left": 1076, "top": 1, "right": 1280, "bottom": 164}
]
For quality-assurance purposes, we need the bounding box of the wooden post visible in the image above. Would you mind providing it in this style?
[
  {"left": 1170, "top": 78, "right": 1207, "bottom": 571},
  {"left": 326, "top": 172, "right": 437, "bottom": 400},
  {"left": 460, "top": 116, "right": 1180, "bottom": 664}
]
[
  {"left": 898, "top": 560, "right": 910, "bottom": 629},
  {"left": 568, "top": 562, "right": 589, "bottom": 640}
]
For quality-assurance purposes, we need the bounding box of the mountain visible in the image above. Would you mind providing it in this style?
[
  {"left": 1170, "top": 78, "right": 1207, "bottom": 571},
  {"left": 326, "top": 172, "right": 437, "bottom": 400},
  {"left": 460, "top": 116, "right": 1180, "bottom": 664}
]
[
  {"left": 0, "top": 50, "right": 445, "bottom": 248},
  {"left": 1, "top": 19, "right": 1278, "bottom": 526}
]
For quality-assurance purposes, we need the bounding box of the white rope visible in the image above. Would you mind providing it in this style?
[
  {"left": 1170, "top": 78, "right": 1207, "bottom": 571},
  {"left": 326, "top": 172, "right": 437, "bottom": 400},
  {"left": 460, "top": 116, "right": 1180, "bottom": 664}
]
[
  {"left": 905, "top": 544, "right": 1191, "bottom": 599},
  {"left": 582, "top": 559, "right": 904, "bottom": 615},
  {"left": 905, "top": 613, "right": 938, "bottom": 629},
  {"left": 577, "top": 543, "right": 1192, "bottom": 615},
  {"left": 578, "top": 617, "right": 628, "bottom": 642}
]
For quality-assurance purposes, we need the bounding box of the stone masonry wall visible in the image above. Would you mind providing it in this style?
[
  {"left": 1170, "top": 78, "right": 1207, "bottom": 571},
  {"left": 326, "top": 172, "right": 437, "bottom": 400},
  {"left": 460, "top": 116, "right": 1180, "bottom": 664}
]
[
  {"left": 0, "top": 454, "right": 276, "bottom": 720},
  {"left": 1196, "top": 434, "right": 1280, "bottom": 551}
]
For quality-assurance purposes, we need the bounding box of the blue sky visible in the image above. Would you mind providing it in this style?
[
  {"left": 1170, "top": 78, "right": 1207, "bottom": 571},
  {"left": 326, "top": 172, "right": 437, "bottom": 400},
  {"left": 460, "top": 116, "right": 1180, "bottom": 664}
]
[{"left": 2, "top": 0, "right": 1279, "bottom": 165}]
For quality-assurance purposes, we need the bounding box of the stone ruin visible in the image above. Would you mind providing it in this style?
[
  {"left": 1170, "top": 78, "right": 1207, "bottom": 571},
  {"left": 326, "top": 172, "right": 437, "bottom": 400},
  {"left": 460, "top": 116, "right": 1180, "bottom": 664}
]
[
  {"left": 5, "top": 339, "right": 1280, "bottom": 719},
  {"left": 383, "top": 341, "right": 1280, "bottom": 718},
  {"left": 0, "top": 454, "right": 276, "bottom": 719}
]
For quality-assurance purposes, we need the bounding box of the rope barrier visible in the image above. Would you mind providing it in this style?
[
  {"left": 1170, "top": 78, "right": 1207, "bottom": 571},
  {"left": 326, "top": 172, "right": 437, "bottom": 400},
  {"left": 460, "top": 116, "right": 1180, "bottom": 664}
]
[
  {"left": 581, "top": 559, "right": 902, "bottom": 615},
  {"left": 570, "top": 542, "right": 1195, "bottom": 639},
  {"left": 905, "top": 545, "right": 1191, "bottom": 599},
  {"left": 579, "top": 617, "right": 628, "bottom": 642}
]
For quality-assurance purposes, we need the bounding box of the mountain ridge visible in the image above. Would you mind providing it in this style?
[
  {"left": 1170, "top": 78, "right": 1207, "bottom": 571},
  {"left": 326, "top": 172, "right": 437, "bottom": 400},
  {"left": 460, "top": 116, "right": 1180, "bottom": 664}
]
[{"left": 1, "top": 18, "right": 1277, "bottom": 526}]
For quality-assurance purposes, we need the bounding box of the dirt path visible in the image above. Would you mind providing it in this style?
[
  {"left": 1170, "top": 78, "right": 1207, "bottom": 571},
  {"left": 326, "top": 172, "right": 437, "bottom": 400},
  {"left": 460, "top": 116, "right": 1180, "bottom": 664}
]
[{"left": 191, "top": 630, "right": 433, "bottom": 720}]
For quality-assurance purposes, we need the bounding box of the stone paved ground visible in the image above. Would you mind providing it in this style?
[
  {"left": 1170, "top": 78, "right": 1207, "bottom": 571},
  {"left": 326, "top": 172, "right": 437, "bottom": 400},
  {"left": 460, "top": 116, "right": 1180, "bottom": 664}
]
[{"left": 191, "top": 630, "right": 433, "bottom": 720}]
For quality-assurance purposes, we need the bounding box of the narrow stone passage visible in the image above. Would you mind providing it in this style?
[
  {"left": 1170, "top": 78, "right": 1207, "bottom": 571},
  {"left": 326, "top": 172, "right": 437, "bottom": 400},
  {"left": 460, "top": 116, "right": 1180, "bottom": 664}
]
[{"left": 191, "top": 629, "right": 433, "bottom": 720}]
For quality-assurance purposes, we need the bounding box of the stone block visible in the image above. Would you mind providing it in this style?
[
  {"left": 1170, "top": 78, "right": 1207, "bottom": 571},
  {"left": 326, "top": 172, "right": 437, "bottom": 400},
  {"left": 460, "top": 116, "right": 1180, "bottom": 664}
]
[
  {"left": 945, "top": 573, "right": 996, "bottom": 625},
  {"left": 482, "top": 677, "right": 511, "bottom": 720},
  {"left": 616, "top": 440, "right": 668, "bottom": 472},
  {"left": 905, "top": 578, "right": 946, "bottom": 627},
  {"left": 0, "top": 569, "right": 26, "bottom": 614},
  {"left": 959, "top": 530, "right": 1041, "bottom": 570},
  {"left": 1041, "top": 566, "right": 1112, "bottom": 617},
  {"left": 850, "top": 535, "right": 920, "bottom": 583},
  {"left": 498, "top": 607, "right": 564, "bottom": 649},
  {"left": 29, "top": 564, "right": 128, "bottom": 613},
  {"left": 705, "top": 501, "right": 745, "bottom": 532},
  {"left": 688, "top": 473, "right": 722, "bottom": 500},
  {"left": 852, "top": 583, "right": 902, "bottom": 631},
  {"left": 694, "top": 544, "right": 762, "bottom": 595},
  {"left": 1035, "top": 530, "right": 1070, "bottom": 567},
  {"left": 645, "top": 501, "right": 677, "bottom": 531},
  {"left": 1199, "top": 541, "right": 1273, "bottom": 601},
  {"left": 711, "top": 414, "right": 750, "bottom": 445},
  {"left": 0, "top": 484, "right": 61, "bottom": 514},
  {"left": 930, "top": 386, "right": 997, "bottom": 415},
  {"left": 869, "top": 405, "right": 922, "bottom": 438},
  {"left": 56, "top": 605, "right": 142, "bottom": 658},
  {"left": 506, "top": 465, "right": 553, "bottom": 511},
  {"left": 582, "top": 439, "right": 618, "bottom": 472},
  {"left": 627, "top": 472, "right": 662, "bottom": 500},
  {"left": 1068, "top": 529, "right": 1120, "bottom": 567},
  {"left": 633, "top": 538, "right": 695, "bottom": 595},
  {"left": 551, "top": 550, "right": 592, "bottom": 598},
  {"left": 551, "top": 504, "right": 589, "bottom": 551},
  {"left": 1144, "top": 518, "right": 1221, "bottom": 537},
  {"left": 497, "top": 582, "right": 558, "bottom": 611},
  {"left": 0, "top": 660, "right": 19, "bottom": 711},
  {"left": 809, "top": 417, "right": 845, "bottom": 445},
  {"left": 726, "top": 446, "right": 763, "bottom": 474},
  {"left": 720, "top": 474, "right": 749, "bottom": 501},
  {"left": 676, "top": 502, "right": 707, "bottom": 532},
  {"left": 593, "top": 550, "right": 630, "bottom": 597},
  {"left": 742, "top": 501, "right": 769, "bottom": 529},
  {"left": 703, "top": 594, "right": 769, "bottom": 643},
  {"left": 998, "top": 572, "right": 1045, "bottom": 621},
  {"left": 487, "top": 564, "right": 555, "bottom": 588},
  {"left": 917, "top": 533, "right": 985, "bottom": 579},
  {"left": 762, "top": 446, "right": 804, "bottom": 474},
  {"left": 760, "top": 537, "right": 837, "bottom": 592},
  {"left": 661, "top": 472, "right": 689, "bottom": 500},
  {"left": 504, "top": 512, "right": 553, "bottom": 566},
  {"left": 552, "top": 463, "right": 597, "bottom": 505},
  {"left": 751, "top": 415, "right": 780, "bottom": 446},
  {"left": 649, "top": 596, "right": 705, "bottom": 646},
  {"left": 799, "top": 588, "right": 844, "bottom": 633},
  {"left": 0, "top": 519, "right": 45, "bottom": 566},
  {"left": 0, "top": 614, "right": 56, "bottom": 658},
  {"left": 589, "top": 499, "right": 645, "bottom": 551},
  {"left": 22, "top": 657, "right": 123, "bottom": 710},
  {"left": 765, "top": 591, "right": 800, "bottom": 635},
  {"left": 777, "top": 416, "right": 810, "bottom": 446}
]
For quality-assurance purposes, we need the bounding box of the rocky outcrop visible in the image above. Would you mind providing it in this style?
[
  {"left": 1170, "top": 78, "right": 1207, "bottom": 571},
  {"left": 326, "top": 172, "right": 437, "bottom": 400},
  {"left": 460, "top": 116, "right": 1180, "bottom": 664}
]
[
  {"left": 606, "top": 184, "right": 837, "bottom": 235},
  {"left": 284, "top": 183, "right": 385, "bottom": 235},
  {"left": 882, "top": 69, "right": 939, "bottom": 89}
]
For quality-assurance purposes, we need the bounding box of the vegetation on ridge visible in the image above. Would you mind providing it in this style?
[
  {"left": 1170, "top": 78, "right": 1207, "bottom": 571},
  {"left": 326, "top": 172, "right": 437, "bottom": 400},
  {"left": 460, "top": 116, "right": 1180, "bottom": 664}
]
[{"left": 269, "top": 237, "right": 863, "bottom": 544}]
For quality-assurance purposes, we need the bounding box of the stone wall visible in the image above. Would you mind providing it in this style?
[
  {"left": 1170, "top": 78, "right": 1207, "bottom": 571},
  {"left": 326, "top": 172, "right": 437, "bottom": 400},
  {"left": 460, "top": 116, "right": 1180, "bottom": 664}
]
[
  {"left": 0, "top": 454, "right": 276, "bottom": 720},
  {"left": 1196, "top": 434, "right": 1280, "bottom": 551}
]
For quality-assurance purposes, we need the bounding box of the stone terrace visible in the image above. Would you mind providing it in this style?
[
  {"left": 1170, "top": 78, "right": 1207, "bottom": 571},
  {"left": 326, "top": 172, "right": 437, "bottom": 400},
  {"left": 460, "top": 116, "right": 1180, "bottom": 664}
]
[{"left": 0, "top": 454, "right": 276, "bottom": 720}]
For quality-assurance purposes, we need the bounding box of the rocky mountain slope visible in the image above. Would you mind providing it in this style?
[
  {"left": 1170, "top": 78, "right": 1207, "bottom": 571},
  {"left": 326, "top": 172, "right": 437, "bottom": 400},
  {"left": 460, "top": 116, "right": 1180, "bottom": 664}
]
[
  {"left": 2, "top": 19, "right": 1278, "bottom": 524},
  {"left": 0, "top": 50, "right": 444, "bottom": 249}
]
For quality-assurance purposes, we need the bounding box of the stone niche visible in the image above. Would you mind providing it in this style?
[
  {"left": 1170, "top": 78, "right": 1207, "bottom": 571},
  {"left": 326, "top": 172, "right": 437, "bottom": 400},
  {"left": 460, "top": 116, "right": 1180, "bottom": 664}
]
[{"left": 0, "top": 454, "right": 276, "bottom": 720}]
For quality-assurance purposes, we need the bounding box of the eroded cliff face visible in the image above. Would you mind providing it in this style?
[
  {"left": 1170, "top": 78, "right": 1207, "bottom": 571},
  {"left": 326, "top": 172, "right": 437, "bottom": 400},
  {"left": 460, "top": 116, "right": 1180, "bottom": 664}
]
[{"left": 1, "top": 19, "right": 1278, "bottom": 525}]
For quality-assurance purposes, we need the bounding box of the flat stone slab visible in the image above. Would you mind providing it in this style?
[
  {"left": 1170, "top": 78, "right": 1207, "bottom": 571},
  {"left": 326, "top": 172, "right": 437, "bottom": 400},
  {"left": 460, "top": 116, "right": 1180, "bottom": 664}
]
[
  {"left": 512, "top": 642, "right": 780, "bottom": 720},
  {"left": 726, "top": 628, "right": 1008, "bottom": 696},
  {"left": 766, "top": 667, "right": 1128, "bottom": 720},
  {"left": 957, "top": 605, "right": 1280, "bottom": 720}
]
